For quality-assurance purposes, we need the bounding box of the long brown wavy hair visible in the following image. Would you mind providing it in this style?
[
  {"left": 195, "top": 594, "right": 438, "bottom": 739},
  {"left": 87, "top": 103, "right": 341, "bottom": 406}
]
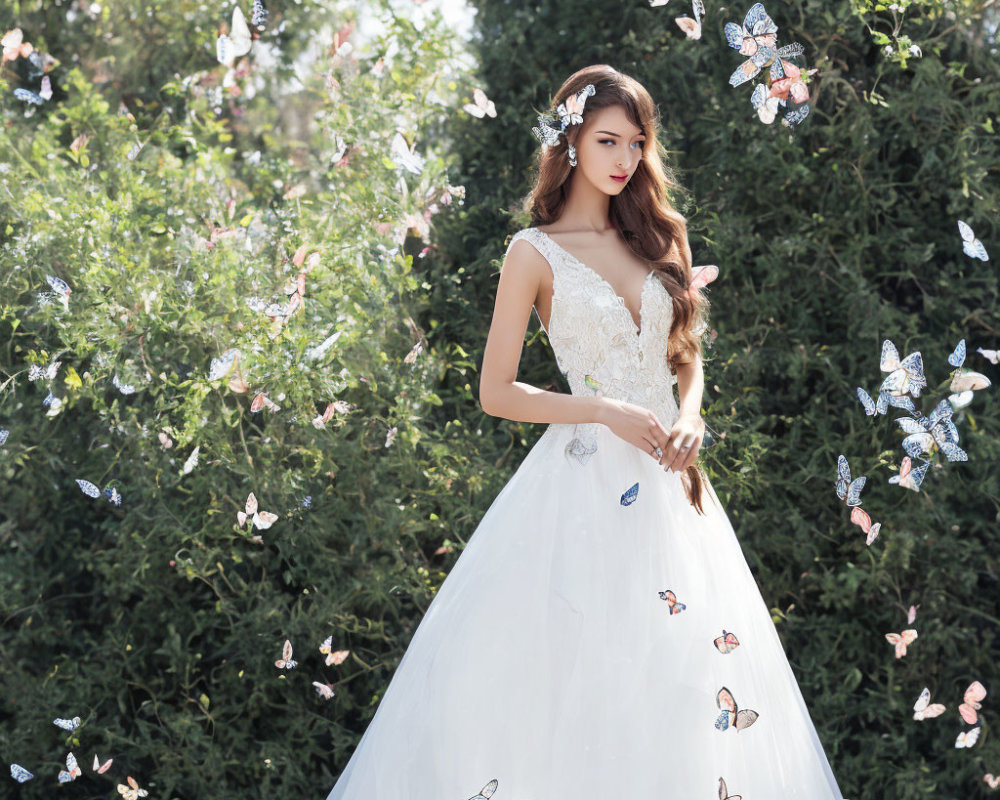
[{"left": 524, "top": 64, "right": 712, "bottom": 514}]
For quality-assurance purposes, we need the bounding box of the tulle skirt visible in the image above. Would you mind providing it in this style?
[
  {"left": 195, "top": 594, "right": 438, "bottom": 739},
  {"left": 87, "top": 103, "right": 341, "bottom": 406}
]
[{"left": 325, "top": 422, "right": 844, "bottom": 799}]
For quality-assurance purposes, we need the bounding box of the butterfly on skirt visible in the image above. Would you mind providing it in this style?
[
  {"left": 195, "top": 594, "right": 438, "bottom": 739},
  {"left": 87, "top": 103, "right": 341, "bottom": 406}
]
[
  {"left": 714, "top": 687, "right": 760, "bottom": 732},
  {"left": 658, "top": 589, "right": 687, "bottom": 615},
  {"left": 713, "top": 629, "right": 740, "bottom": 654},
  {"left": 467, "top": 778, "right": 498, "bottom": 799},
  {"left": 718, "top": 776, "right": 743, "bottom": 800}
]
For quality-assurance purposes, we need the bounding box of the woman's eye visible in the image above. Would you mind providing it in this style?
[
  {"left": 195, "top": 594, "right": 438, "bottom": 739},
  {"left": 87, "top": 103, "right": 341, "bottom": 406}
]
[{"left": 600, "top": 139, "right": 645, "bottom": 148}]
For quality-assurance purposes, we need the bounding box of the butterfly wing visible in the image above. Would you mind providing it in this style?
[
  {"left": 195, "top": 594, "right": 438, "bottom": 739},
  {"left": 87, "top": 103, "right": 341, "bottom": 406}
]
[
  {"left": 675, "top": 17, "right": 702, "bottom": 38},
  {"left": 723, "top": 22, "right": 749, "bottom": 51},
  {"left": 734, "top": 708, "right": 760, "bottom": 730},
  {"left": 620, "top": 481, "right": 639, "bottom": 506},
  {"left": 835, "top": 454, "right": 852, "bottom": 500},
  {"left": 880, "top": 340, "right": 901, "bottom": 372},
  {"left": 230, "top": 6, "right": 253, "bottom": 56},
  {"left": 716, "top": 686, "right": 737, "bottom": 715},
  {"left": 690, "top": 265, "right": 719, "bottom": 290},
  {"left": 956, "top": 726, "right": 982, "bottom": 748},
  {"left": 948, "top": 339, "right": 967, "bottom": 368},
  {"left": 729, "top": 59, "right": 761, "bottom": 87},
  {"left": 76, "top": 479, "right": 101, "bottom": 498},
  {"left": 950, "top": 368, "right": 991, "bottom": 392},
  {"left": 964, "top": 680, "right": 987, "bottom": 706},
  {"left": 856, "top": 387, "right": 877, "bottom": 416},
  {"left": 10, "top": 764, "right": 33, "bottom": 782},
  {"left": 849, "top": 505, "right": 871, "bottom": 532},
  {"left": 750, "top": 84, "right": 779, "bottom": 123},
  {"left": 846, "top": 476, "right": 866, "bottom": 507}
]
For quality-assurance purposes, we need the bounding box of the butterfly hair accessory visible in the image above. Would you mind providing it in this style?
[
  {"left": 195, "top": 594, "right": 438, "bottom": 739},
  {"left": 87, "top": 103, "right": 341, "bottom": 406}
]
[{"left": 530, "top": 83, "right": 596, "bottom": 167}]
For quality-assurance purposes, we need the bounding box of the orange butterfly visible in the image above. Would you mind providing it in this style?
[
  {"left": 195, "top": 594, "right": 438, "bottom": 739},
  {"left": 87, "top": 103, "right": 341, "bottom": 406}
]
[
  {"left": 319, "top": 636, "right": 350, "bottom": 666},
  {"left": 885, "top": 629, "right": 917, "bottom": 658}
]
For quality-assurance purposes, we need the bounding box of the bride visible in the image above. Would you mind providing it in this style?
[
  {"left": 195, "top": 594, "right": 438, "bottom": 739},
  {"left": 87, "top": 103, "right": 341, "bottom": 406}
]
[{"left": 325, "top": 64, "right": 845, "bottom": 800}]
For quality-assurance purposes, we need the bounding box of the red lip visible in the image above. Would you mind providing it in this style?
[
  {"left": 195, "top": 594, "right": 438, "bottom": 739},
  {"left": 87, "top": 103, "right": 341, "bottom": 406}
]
[{"left": 611, "top": 174, "right": 627, "bottom": 181}]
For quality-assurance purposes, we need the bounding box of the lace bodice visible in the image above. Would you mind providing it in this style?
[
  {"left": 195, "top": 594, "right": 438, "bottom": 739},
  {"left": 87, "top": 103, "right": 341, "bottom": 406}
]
[{"left": 505, "top": 227, "right": 680, "bottom": 449}]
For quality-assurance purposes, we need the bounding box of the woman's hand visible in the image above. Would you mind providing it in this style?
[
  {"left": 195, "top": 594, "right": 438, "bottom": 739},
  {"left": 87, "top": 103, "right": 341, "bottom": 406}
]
[
  {"left": 659, "top": 413, "right": 705, "bottom": 472},
  {"left": 597, "top": 398, "right": 672, "bottom": 460}
]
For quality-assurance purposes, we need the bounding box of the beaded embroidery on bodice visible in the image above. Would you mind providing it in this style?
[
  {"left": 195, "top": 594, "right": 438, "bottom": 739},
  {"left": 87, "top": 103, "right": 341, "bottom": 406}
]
[{"left": 505, "top": 227, "right": 680, "bottom": 449}]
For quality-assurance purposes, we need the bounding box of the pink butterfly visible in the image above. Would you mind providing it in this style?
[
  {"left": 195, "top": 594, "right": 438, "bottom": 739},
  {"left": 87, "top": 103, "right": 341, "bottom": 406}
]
[
  {"left": 959, "top": 680, "right": 987, "bottom": 725},
  {"left": 688, "top": 264, "right": 719, "bottom": 299},
  {"left": 885, "top": 629, "right": 917, "bottom": 658},
  {"left": 93, "top": 754, "right": 114, "bottom": 774},
  {"left": 984, "top": 774, "right": 999, "bottom": 789},
  {"left": 907, "top": 604, "right": 918, "bottom": 625},
  {"left": 850, "top": 506, "right": 881, "bottom": 546},
  {"left": 769, "top": 60, "right": 811, "bottom": 104}
]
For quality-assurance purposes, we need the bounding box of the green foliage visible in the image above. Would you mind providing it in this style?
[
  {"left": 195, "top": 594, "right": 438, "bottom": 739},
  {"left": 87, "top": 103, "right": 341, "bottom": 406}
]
[
  {"left": 428, "top": 0, "right": 1000, "bottom": 797},
  {"left": 0, "top": 2, "right": 497, "bottom": 797}
]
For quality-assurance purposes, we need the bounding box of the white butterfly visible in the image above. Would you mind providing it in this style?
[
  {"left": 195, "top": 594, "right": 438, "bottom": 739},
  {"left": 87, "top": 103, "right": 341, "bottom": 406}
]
[
  {"left": 53, "top": 716, "right": 81, "bottom": 731},
  {"left": 10, "top": 763, "right": 33, "bottom": 782},
  {"left": 957, "top": 220, "right": 989, "bottom": 261},
  {"left": 312, "top": 681, "right": 336, "bottom": 699},
  {"left": 956, "top": 725, "right": 982, "bottom": 748},
  {"left": 912, "top": 687, "right": 946, "bottom": 720},
  {"left": 467, "top": 779, "right": 498, "bottom": 800},
  {"left": 237, "top": 492, "right": 278, "bottom": 530},
  {"left": 879, "top": 339, "right": 927, "bottom": 397},
  {"left": 675, "top": 0, "right": 705, "bottom": 39},
  {"left": 390, "top": 132, "right": 425, "bottom": 174},
  {"left": 216, "top": 6, "right": 253, "bottom": 68},
  {"left": 117, "top": 775, "right": 149, "bottom": 799},
  {"left": 751, "top": 83, "right": 780, "bottom": 124},
  {"left": 463, "top": 88, "right": 497, "bottom": 119},
  {"left": 977, "top": 347, "right": 999, "bottom": 365},
  {"left": 182, "top": 445, "right": 200, "bottom": 475}
]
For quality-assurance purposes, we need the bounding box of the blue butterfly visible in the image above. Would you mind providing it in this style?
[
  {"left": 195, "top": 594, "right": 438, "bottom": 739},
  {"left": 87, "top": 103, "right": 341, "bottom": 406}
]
[
  {"left": 896, "top": 400, "right": 968, "bottom": 462},
  {"left": 620, "top": 481, "right": 639, "bottom": 506},
  {"left": 835, "top": 455, "right": 865, "bottom": 507},
  {"left": 856, "top": 387, "right": 917, "bottom": 416},
  {"left": 10, "top": 764, "right": 33, "bottom": 783},
  {"left": 948, "top": 338, "right": 991, "bottom": 393}
]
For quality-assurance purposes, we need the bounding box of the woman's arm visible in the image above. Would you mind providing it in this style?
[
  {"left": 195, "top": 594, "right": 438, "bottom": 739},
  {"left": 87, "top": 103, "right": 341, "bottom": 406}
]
[
  {"left": 478, "top": 238, "right": 605, "bottom": 424},
  {"left": 660, "top": 353, "right": 706, "bottom": 472}
]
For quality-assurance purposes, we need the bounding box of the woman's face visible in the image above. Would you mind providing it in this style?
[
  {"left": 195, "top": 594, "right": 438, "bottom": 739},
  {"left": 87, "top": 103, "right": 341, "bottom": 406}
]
[{"left": 574, "top": 104, "right": 645, "bottom": 194}]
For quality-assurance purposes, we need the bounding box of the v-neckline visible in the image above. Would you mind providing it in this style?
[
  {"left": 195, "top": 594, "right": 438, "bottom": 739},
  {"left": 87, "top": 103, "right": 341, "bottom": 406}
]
[{"left": 533, "top": 227, "right": 655, "bottom": 336}]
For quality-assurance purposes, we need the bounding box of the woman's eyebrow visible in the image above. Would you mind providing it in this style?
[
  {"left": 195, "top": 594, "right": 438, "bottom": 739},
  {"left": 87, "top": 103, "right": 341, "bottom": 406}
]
[{"left": 594, "top": 129, "right": 645, "bottom": 138}]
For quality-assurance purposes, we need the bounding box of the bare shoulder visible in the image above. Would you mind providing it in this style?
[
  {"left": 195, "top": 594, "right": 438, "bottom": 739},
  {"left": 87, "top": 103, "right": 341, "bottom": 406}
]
[{"left": 501, "top": 232, "right": 549, "bottom": 284}]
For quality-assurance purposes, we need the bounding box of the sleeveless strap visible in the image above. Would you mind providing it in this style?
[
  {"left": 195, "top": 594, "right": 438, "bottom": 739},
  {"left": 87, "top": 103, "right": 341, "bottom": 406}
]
[{"left": 505, "top": 228, "right": 564, "bottom": 284}]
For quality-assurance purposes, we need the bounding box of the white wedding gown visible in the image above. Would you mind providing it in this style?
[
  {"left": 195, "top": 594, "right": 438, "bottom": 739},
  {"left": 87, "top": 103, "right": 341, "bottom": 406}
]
[{"left": 325, "top": 227, "right": 844, "bottom": 800}]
